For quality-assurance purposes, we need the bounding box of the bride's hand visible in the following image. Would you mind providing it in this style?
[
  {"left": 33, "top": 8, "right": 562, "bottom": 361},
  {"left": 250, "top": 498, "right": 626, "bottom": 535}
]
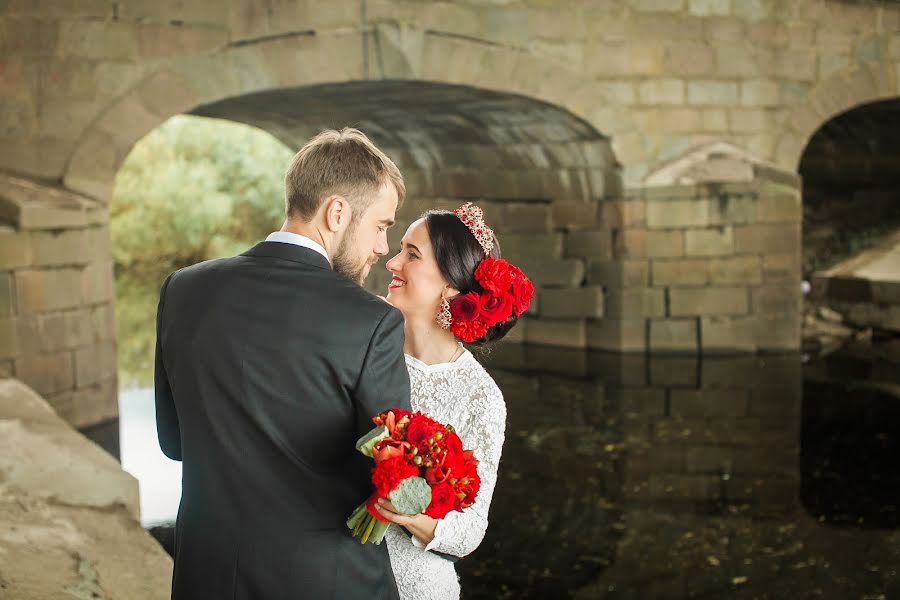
[{"left": 374, "top": 498, "right": 437, "bottom": 545}]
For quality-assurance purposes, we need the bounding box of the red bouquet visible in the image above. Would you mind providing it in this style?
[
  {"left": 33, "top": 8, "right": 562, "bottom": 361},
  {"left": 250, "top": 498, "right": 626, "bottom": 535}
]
[{"left": 346, "top": 408, "right": 481, "bottom": 544}]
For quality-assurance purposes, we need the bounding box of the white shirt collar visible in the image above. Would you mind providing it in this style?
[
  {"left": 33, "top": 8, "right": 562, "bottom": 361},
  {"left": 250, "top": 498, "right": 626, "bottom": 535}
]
[{"left": 265, "top": 231, "right": 331, "bottom": 264}]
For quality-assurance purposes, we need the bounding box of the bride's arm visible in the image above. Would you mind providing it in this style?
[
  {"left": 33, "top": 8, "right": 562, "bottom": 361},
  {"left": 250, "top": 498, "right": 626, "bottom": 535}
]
[{"left": 411, "top": 383, "right": 506, "bottom": 558}]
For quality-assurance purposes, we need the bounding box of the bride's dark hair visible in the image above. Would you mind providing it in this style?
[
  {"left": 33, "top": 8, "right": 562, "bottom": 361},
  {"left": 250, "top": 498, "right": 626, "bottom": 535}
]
[{"left": 422, "top": 210, "right": 519, "bottom": 347}]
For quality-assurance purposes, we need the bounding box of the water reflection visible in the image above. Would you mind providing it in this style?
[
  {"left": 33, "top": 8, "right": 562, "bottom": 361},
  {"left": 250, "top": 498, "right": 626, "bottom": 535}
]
[
  {"left": 103, "top": 340, "right": 900, "bottom": 598},
  {"left": 455, "top": 347, "right": 900, "bottom": 599}
]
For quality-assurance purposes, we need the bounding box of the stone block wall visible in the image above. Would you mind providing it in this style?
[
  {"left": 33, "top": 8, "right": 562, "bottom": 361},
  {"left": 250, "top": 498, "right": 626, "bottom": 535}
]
[
  {"left": 594, "top": 164, "right": 803, "bottom": 353},
  {"left": 0, "top": 175, "right": 118, "bottom": 429}
]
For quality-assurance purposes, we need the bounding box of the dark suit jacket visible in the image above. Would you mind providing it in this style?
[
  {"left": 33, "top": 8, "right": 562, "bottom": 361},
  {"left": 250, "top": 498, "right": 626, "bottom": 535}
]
[{"left": 154, "top": 241, "right": 411, "bottom": 600}]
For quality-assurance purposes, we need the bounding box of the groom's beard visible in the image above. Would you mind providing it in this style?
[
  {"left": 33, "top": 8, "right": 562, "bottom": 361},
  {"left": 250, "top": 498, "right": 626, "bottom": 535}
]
[{"left": 332, "top": 218, "right": 368, "bottom": 285}]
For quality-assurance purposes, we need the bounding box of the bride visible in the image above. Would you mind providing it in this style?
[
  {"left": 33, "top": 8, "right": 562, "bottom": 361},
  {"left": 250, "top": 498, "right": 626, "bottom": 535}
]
[{"left": 373, "top": 203, "right": 533, "bottom": 600}]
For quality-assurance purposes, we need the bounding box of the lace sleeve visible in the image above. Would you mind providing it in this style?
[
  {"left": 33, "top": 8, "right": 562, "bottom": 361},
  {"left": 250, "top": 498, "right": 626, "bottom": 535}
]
[{"left": 413, "top": 377, "right": 506, "bottom": 558}]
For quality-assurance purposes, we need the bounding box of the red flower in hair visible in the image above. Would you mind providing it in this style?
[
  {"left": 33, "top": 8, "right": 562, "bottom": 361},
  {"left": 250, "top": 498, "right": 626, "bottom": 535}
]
[
  {"left": 510, "top": 267, "right": 534, "bottom": 317},
  {"left": 474, "top": 258, "right": 514, "bottom": 295},
  {"left": 449, "top": 292, "right": 481, "bottom": 323},
  {"left": 479, "top": 291, "right": 514, "bottom": 325},
  {"left": 451, "top": 318, "right": 489, "bottom": 344}
]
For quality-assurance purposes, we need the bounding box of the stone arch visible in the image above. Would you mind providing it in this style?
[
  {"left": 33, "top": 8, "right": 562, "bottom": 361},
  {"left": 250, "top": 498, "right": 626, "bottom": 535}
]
[
  {"left": 774, "top": 59, "right": 900, "bottom": 171},
  {"left": 61, "top": 28, "right": 643, "bottom": 201}
]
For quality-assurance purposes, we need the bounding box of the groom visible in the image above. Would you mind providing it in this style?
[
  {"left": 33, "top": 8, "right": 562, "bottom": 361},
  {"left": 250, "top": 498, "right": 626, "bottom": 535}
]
[{"left": 155, "top": 128, "right": 411, "bottom": 599}]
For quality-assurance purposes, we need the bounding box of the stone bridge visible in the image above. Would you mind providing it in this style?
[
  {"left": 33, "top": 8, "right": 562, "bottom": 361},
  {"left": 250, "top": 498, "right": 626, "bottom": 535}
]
[{"left": 2, "top": 0, "right": 900, "bottom": 428}]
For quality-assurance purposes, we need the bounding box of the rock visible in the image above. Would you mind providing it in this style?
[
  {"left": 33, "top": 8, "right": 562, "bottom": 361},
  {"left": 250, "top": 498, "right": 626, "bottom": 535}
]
[
  {"left": 0, "top": 379, "right": 172, "bottom": 599},
  {"left": 817, "top": 306, "right": 844, "bottom": 323}
]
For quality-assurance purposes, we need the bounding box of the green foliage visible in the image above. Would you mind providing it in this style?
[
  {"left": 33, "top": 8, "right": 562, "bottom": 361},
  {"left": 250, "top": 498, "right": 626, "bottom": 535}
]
[
  {"left": 111, "top": 114, "right": 292, "bottom": 281},
  {"left": 111, "top": 115, "right": 293, "bottom": 386}
]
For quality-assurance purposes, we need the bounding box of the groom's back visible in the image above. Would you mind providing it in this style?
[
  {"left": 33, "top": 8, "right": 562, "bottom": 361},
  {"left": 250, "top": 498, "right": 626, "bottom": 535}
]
[{"left": 155, "top": 241, "right": 409, "bottom": 600}]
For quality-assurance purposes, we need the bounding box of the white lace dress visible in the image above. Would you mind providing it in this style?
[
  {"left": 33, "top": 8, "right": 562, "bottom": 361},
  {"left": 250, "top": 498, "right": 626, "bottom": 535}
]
[{"left": 385, "top": 349, "right": 506, "bottom": 600}]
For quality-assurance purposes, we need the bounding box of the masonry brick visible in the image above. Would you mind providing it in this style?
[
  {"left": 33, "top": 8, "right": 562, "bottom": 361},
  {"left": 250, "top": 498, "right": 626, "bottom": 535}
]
[
  {"left": 708, "top": 255, "right": 762, "bottom": 285},
  {"left": 0, "top": 318, "right": 17, "bottom": 358},
  {"left": 646, "top": 200, "right": 708, "bottom": 228},
  {"left": 15, "top": 268, "right": 83, "bottom": 314},
  {"left": 733, "top": 224, "right": 800, "bottom": 254},
  {"left": 751, "top": 285, "right": 801, "bottom": 314},
  {"left": 587, "top": 317, "right": 647, "bottom": 352},
  {"left": 651, "top": 259, "right": 709, "bottom": 286},
  {"left": 646, "top": 230, "right": 685, "bottom": 258},
  {"left": 15, "top": 350, "right": 74, "bottom": 396},
  {"left": 638, "top": 78, "right": 685, "bottom": 105},
  {"left": 740, "top": 78, "right": 781, "bottom": 106},
  {"left": 700, "top": 315, "right": 757, "bottom": 352},
  {"left": 0, "top": 273, "right": 14, "bottom": 318},
  {"left": 29, "top": 229, "right": 92, "bottom": 266},
  {"left": 649, "top": 318, "right": 699, "bottom": 352},
  {"left": 501, "top": 233, "right": 563, "bottom": 261},
  {"left": 665, "top": 41, "right": 716, "bottom": 76},
  {"left": 685, "top": 227, "right": 734, "bottom": 256},
  {"left": 0, "top": 227, "right": 31, "bottom": 268},
  {"left": 69, "top": 380, "right": 119, "bottom": 428},
  {"left": 564, "top": 230, "right": 612, "bottom": 259},
  {"left": 687, "top": 80, "right": 739, "bottom": 105},
  {"left": 601, "top": 200, "right": 645, "bottom": 228},
  {"left": 754, "top": 312, "right": 801, "bottom": 350},
  {"left": 606, "top": 288, "right": 666, "bottom": 318},
  {"left": 525, "top": 318, "right": 586, "bottom": 348},
  {"left": 517, "top": 259, "right": 585, "bottom": 288},
  {"left": 81, "top": 261, "right": 114, "bottom": 304},
  {"left": 588, "top": 259, "right": 650, "bottom": 287},
  {"left": 540, "top": 286, "right": 604, "bottom": 318},
  {"left": 756, "top": 194, "right": 801, "bottom": 223},
  {"left": 670, "top": 286, "right": 749, "bottom": 316},
  {"left": 552, "top": 202, "right": 598, "bottom": 229},
  {"left": 74, "top": 340, "right": 117, "bottom": 387}
]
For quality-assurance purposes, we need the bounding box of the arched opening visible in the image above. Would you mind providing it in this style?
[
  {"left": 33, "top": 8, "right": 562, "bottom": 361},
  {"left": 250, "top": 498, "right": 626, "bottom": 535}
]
[
  {"left": 799, "top": 98, "right": 900, "bottom": 527},
  {"left": 800, "top": 98, "right": 900, "bottom": 279},
  {"left": 97, "top": 80, "right": 619, "bottom": 527},
  {"left": 188, "top": 81, "right": 620, "bottom": 295}
]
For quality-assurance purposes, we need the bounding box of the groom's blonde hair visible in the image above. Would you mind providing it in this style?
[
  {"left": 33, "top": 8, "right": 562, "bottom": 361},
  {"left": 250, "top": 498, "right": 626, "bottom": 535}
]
[{"left": 284, "top": 128, "right": 405, "bottom": 221}]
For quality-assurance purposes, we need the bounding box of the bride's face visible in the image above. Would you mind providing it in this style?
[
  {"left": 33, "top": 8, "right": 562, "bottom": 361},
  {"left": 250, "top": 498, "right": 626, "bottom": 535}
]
[{"left": 384, "top": 219, "right": 450, "bottom": 319}]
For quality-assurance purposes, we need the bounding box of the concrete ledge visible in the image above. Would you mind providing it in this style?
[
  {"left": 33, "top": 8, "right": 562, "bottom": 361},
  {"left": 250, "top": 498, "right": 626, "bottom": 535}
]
[{"left": 0, "top": 378, "right": 172, "bottom": 599}]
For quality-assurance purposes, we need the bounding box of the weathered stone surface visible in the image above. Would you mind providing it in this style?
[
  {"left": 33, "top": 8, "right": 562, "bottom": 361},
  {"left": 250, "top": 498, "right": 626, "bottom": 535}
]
[
  {"left": 670, "top": 286, "right": 749, "bottom": 316},
  {"left": 606, "top": 288, "right": 666, "bottom": 318},
  {"left": 564, "top": 230, "right": 613, "bottom": 259},
  {"left": 587, "top": 317, "right": 647, "bottom": 352},
  {"left": 685, "top": 226, "right": 734, "bottom": 256},
  {"left": 700, "top": 315, "right": 757, "bottom": 352},
  {"left": 525, "top": 318, "right": 587, "bottom": 348},
  {"left": 0, "top": 379, "right": 171, "bottom": 599},
  {"left": 651, "top": 258, "right": 709, "bottom": 286},
  {"left": 517, "top": 259, "right": 585, "bottom": 288},
  {"left": 649, "top": 318, "right": 699, "bottom": 353},
  {"left": 540, "top": 286, "right": 605, "bottom": 319},
  {"left": 588, "top": 259, "right": 650, "bottom": 288}
]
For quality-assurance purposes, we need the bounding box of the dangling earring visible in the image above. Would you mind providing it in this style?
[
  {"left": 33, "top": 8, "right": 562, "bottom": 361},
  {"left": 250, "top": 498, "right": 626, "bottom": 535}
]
[{"left": 437, "top": 297, "right": 452, "bottom": 329}]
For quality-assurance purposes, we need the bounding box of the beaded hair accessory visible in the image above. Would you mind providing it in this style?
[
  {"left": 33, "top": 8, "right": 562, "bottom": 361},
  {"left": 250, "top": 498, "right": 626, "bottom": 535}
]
[{"left": 453, "top": 202, "right": 495, "bottom": 256}]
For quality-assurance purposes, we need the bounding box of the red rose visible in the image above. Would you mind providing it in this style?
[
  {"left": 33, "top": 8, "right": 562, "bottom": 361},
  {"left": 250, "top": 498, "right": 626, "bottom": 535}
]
[
  {"left": 450, "top": 318, "right": 489, "bottom": 343},
  {"left": 475, "top": 258, "right": 514, "bottom": 295},
  {"left": 445, "top": 432, "right": 464, "bottom": 455},
  {"left": 371, "top": 455, "right": 419, "bottom": 497},
  {"left": 424, "top": 481, "right": 458, "bottom": 520},
  {"left": 405, "top": 413, "right": 445, "bottom": 453},
  {"left": 510, "top": 267, "right": 534, "bottom": 317},
  {"left": 478, "top": 291, "right": 513, "bottom": 326},
  {"left": 449, "top": 292, "right": 481, "bottom": 323}
]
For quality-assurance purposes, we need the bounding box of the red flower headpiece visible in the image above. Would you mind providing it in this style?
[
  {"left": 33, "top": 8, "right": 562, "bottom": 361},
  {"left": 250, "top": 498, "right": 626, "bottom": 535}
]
[{"left": 448, "top": 257, "right": 535, "bottom": 343}]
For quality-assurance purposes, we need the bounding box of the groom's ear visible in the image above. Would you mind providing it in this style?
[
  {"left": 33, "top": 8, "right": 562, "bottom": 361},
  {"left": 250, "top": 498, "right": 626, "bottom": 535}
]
[{"left": 323, "top": 195, "right": 349, "bottom": 232}]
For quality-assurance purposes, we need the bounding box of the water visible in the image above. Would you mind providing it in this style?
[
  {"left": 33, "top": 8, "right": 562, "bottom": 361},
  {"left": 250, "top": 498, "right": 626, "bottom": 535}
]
[{"left": 111, "top": 344, "right": 900, "bottom": 598}]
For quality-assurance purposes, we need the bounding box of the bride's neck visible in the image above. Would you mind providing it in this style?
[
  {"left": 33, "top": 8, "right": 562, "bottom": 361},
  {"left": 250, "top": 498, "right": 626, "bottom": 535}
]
[{"left": 403, "top": 314, "right": 461, "bottom": 365}]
